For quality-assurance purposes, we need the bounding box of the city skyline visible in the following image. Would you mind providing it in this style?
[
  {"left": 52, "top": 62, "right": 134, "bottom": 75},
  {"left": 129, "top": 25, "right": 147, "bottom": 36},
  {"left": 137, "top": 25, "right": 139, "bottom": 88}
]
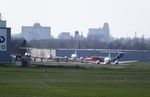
[{"left": 0, "top": 0, "right": 150, "bottom": 38}]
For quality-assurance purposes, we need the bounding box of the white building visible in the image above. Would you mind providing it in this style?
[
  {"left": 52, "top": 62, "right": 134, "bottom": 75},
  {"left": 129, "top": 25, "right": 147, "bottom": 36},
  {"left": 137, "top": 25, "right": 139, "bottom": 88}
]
[
  {"left": 87, "top": 23, "right": 110, "bottom": 41},
  {"left": 22, "top": 23, "right": 51, "bottom": 41},
  {"left": 59, "top": 32, "right": 71, "bottom": 39}
]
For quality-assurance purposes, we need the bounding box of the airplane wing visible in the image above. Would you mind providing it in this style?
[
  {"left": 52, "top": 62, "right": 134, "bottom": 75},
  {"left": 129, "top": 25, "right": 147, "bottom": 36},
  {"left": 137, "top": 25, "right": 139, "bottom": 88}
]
[
  {"left": 117, "top": 60, "right": 139, "bottom": 64},
  {"left": 67, "top": 57, "right": 84, "bottom": 62}
]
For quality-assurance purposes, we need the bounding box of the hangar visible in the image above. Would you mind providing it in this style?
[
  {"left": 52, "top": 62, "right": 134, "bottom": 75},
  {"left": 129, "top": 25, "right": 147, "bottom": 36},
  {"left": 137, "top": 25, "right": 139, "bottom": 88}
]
[{"left": 0, "top": 14, "right": 11, "bottom": 62}]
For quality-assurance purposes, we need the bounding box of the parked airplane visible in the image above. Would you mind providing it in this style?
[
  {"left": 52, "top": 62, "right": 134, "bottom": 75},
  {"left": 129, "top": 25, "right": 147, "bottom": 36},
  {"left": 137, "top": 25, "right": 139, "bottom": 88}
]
[
  {"left": 85, "top": 52, "right": 138, "bottom": 64},
  {"left": 52, "top": 50, "right": 84, "bottom": 63},
  {"left": 19, "top": 47, "right": 138, "bottom": 64}
]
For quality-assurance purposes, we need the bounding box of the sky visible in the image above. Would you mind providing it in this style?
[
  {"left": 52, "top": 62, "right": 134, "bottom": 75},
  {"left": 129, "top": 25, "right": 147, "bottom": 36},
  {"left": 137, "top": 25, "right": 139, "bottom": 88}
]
[{"left": 0, "top": 0, "right": 150, "bottom": 38}]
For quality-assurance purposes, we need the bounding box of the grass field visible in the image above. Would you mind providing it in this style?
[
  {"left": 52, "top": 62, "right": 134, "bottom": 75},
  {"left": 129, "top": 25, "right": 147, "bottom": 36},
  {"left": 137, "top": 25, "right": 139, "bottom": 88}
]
[{"left": 0, "top": 62, "right": 150, "bottom": 97}]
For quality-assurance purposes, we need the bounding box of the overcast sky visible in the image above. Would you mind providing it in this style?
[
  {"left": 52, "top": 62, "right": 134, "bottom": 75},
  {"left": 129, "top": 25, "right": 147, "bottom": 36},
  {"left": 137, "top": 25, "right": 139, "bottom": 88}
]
[{"left": 0, "top": 0, "right": 150, "bottom": 38}]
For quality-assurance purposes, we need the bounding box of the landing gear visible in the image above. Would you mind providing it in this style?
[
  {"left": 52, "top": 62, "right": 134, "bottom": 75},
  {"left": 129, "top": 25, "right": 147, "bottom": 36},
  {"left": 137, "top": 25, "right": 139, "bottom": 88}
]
[
  {"left": 64, "top": 56, "right": 68, "bottom": 62},
  {"left": 56, "top": 57, "right": 59, "bottom": 63}
]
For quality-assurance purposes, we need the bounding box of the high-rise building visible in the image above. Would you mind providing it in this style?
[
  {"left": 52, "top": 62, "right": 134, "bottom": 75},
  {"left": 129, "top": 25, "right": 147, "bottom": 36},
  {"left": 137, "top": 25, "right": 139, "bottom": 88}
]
[
  {"left": 59, "top": 32, "right": 71, "bottom": 39},
  {"left": 0, "top": 14, "right": 11, "bottom": 62},
  {"left": 87, "top": 23, "right": 110, "bottom": 41},
  {"left": 22, "top": 23, "right": 51, "bottom": 41}
]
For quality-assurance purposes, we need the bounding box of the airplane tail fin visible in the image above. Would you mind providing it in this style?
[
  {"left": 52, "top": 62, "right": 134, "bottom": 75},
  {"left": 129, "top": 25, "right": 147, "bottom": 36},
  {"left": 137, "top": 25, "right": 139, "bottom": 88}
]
[
  {"left": 75, "top": 50, "right": 77, "bottom": 55},
  {"left": 112, "top": 52, "right": 124, "bottom": 61}
]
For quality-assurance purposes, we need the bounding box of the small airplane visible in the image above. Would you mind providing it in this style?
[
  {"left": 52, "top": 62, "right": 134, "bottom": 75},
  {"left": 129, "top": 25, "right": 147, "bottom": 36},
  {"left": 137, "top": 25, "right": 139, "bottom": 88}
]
[
  {"left": 51, "top": 50, "right": 84, "bottom": 63},
  {"left": 85, "top": 52, "right": 138, "bottom": 64},
  {"left": 69, "top": 50, "right": 84, "bottom": 61}
]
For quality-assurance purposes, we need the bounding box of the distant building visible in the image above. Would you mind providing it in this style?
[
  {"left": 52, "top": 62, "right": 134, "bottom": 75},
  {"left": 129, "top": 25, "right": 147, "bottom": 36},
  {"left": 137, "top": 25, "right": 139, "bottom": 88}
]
[
  {"left": 59, "top": 32, "right": 71, "bottom": 39},
  {"left": 0, "top": 14, "right": 11, "bottom": 62},
  {"left": 0, "top": 20, "right": 6, "bottom": 27},
  {"left": 87, "top": 23, "right": 110, "bottom": 41},
  {"left": 73, "top": 31, "right": 84, "bottom": 40},
  {"left": 22, "top": 23, "right": 51, "bottom": 41}
]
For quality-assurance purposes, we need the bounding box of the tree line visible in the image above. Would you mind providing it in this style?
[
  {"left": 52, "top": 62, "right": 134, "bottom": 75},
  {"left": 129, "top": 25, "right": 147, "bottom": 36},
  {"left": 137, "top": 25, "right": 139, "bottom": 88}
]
[{"left": 11, "top": 36, "right": 150, "bottom": 54}]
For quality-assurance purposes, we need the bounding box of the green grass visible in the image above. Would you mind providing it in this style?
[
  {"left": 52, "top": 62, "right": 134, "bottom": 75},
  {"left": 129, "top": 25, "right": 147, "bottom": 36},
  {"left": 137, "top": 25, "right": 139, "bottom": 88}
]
[{"left": 0, "top": 63, "right": 150, "bottom": 97}]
